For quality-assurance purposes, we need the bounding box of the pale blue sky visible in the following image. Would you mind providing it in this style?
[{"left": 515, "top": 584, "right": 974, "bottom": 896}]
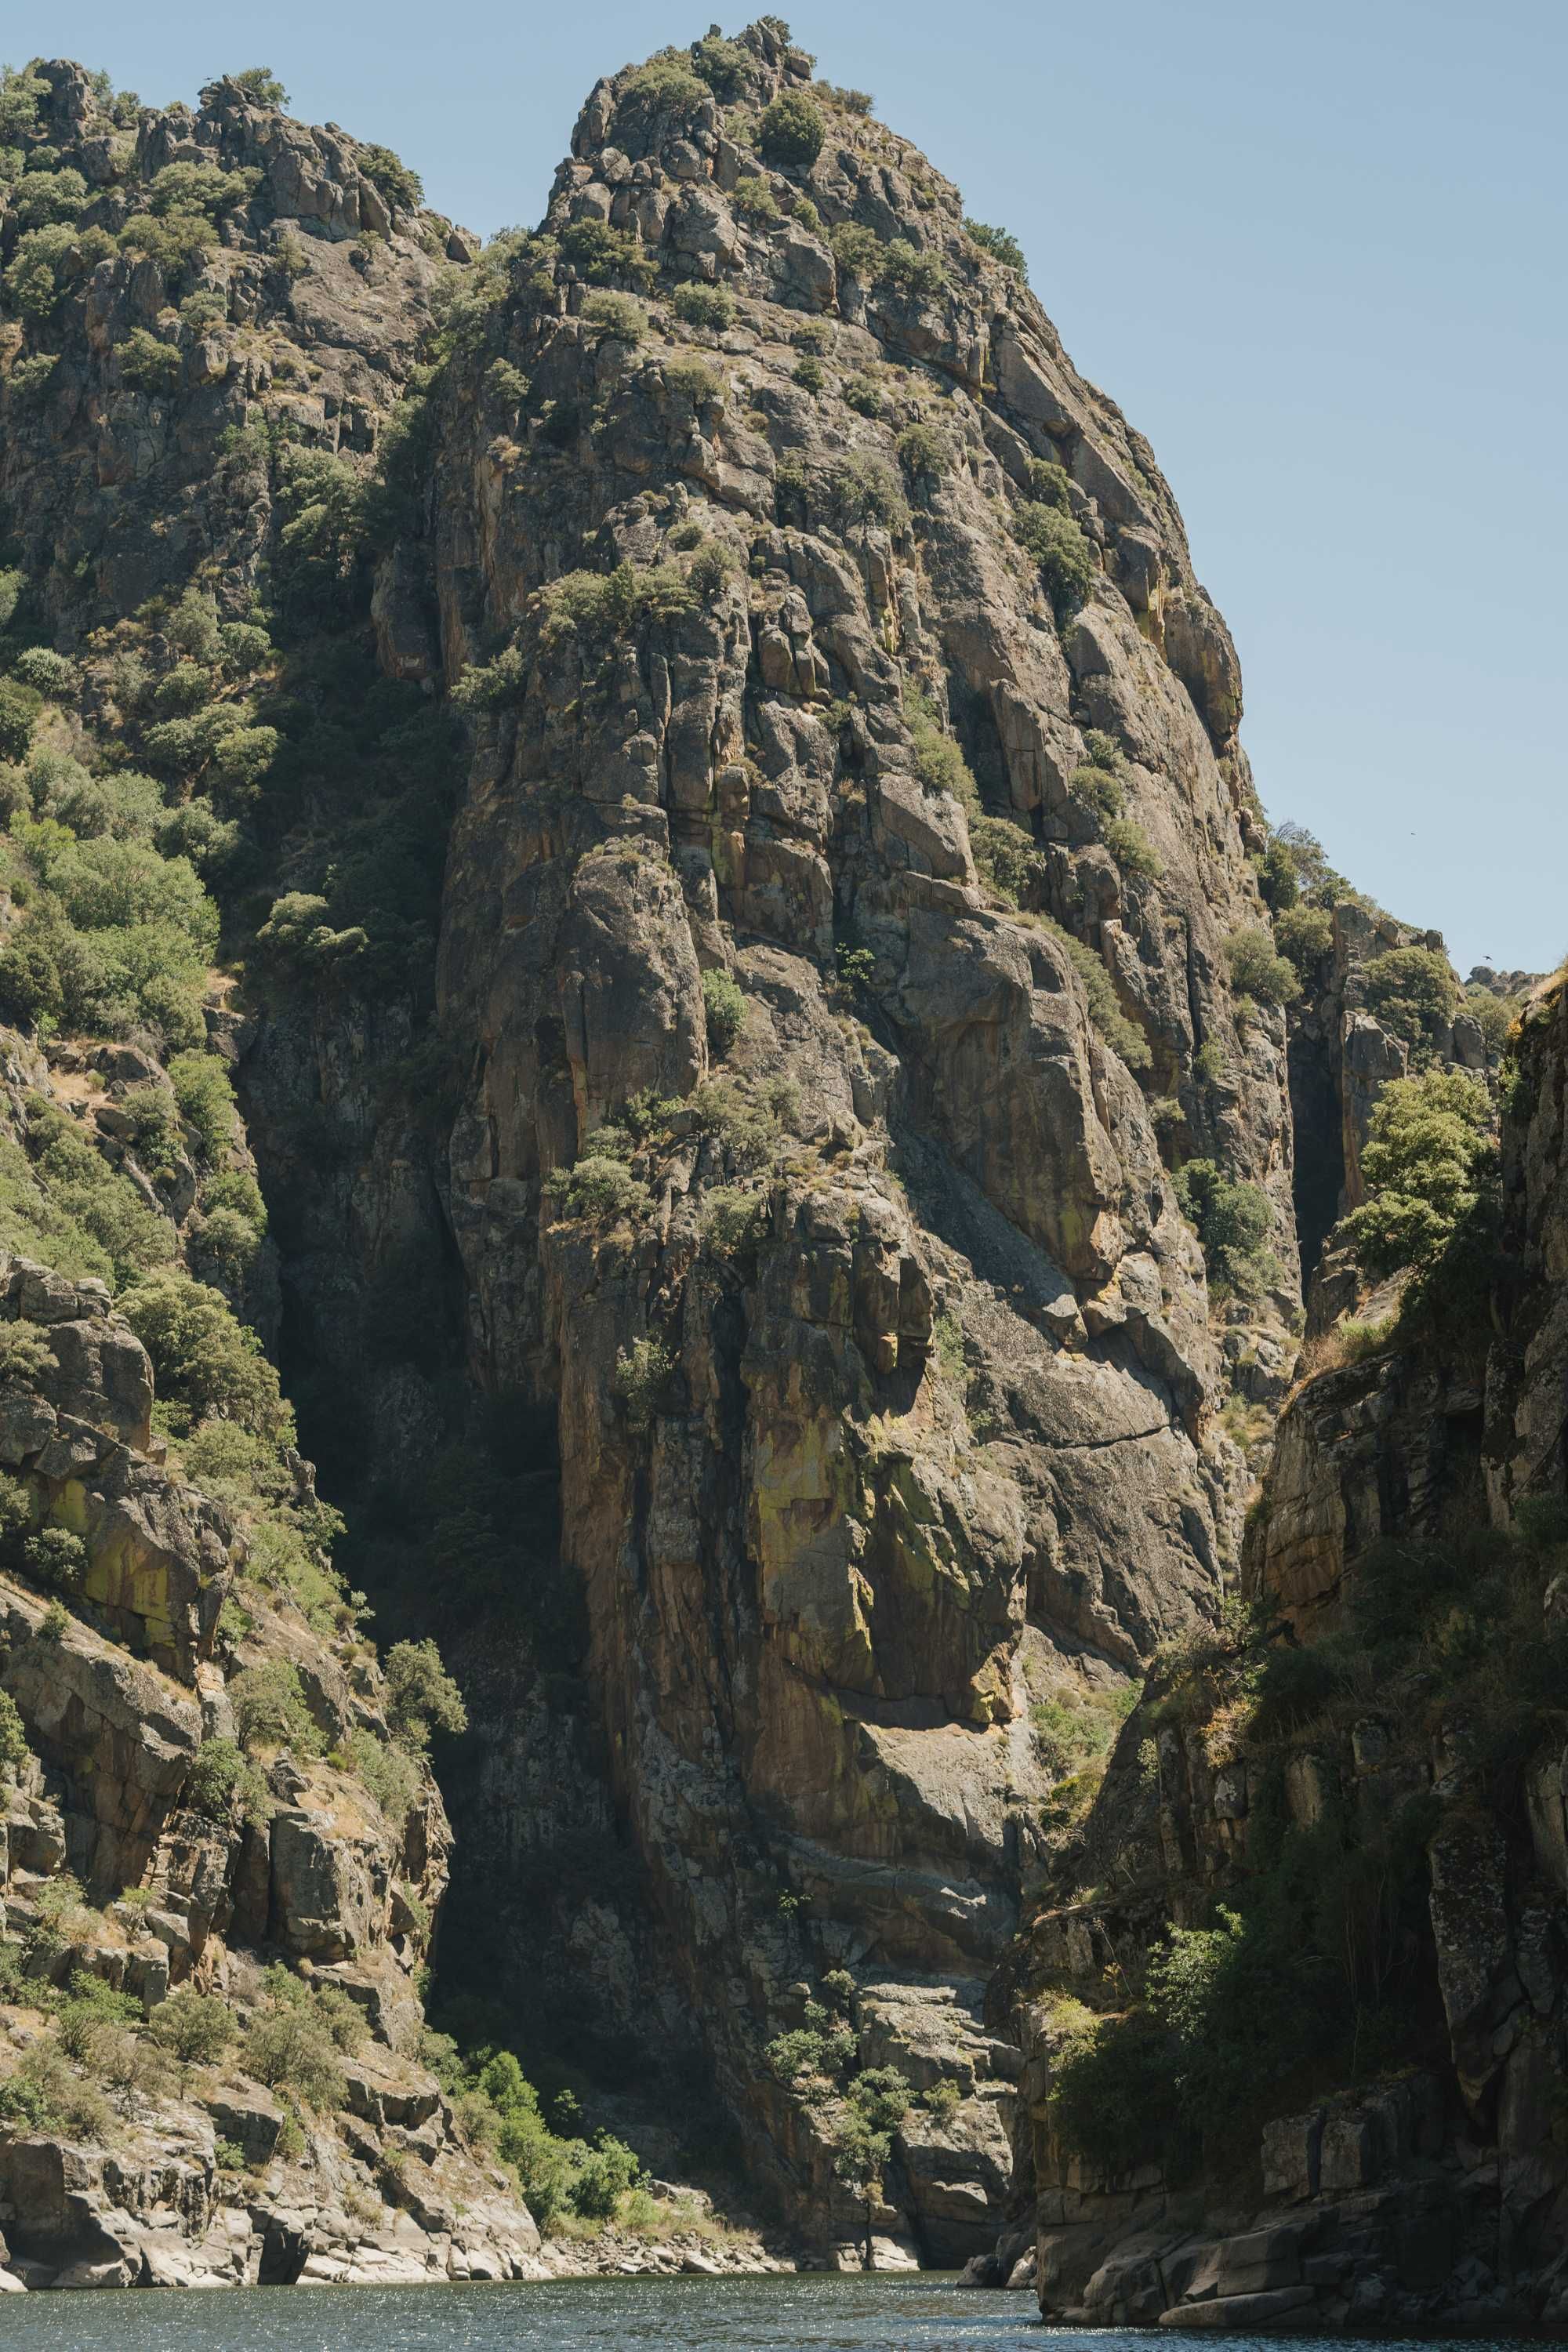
[{"left": 23, "top": 1, "right": 1566, "bottom": 975}]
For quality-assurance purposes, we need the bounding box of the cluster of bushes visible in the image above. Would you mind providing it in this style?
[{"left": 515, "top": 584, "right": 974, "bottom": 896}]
[
  {"left": 1064, "top": 730, "right": 1162, "bottom": 880},
  {"left": 423, "top": 2039, "right": 641, "bottom": 2228},
  {"left": 1173, "top": 1157, "right": 1277, "bottom": 1298},
  {"left": 1011, "top": 492, "right": 1098, "bottom": 626}
]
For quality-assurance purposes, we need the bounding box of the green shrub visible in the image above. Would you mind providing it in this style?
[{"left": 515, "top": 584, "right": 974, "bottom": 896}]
[
  {"left": 0, "top": 677, "right": 42, "bottom": 761},
  {"left": 24, "top": 1526, "right": 86, "bottom": 1593},
  {"left": 121, "top": 1083, "right": 184, "bottom": 1176},
  {"left": 231, "top": 1661, "right": 322, "bottom": 1758},
  {"left": 12, "top": 169, "right": 88, "bottom": 230},
  {"left": 168, "top": 1051, "right": 237, "bottom": 1163},
  {"left": 122, "top": 1270, "right": 292, "bottom": 1443},
  {"left": 38, "top": 1597, "right": 68, "bottom": 1640},
  {"left": 12, "top": 648, "right": 76, "bottom": 699},
  {"left": 0, "top": 1688, "right": 30, "bottom": 1784},
  {"left": 702, "top": 966, "right": 746, "bottom": 1053},
  {"left": 666, "top": 354, "right": 724, "bottom": 408},
  {"left": 758, "top": 93, "right": 825, "bottom": 167},
  {"left": 355, "top": 141, "right": 423, "bottom": 212},
  {"left": 347, "top": 1727, "right": 423, "bottom": 1827},
  {"left": 1275, "top": 903, "right": 1333, "bottom": 973},
  {"left": 1069, "top": 760, "right": 1123, "bottom": 818},
  {"left": 1364, "top": 945, "right": 1458, "bottom": 1058},
  {"left": 672, "top": 281, "right": 735, "bottom": 331},
  {"left": 153, "top": 662, "right": 216, "bottom": 717},
  {"left": 688, "top": 540, "right": 740, "bottom": 598},
  {"left": 549, "top": 1154, "right": 649, "bottom": 1222},
  {"left": 146, "top": 161, "right": 260, "bottom": 221},
  {"left": 815, "top": 82, "right": 873, "bottom": 114},
  {"left": 703, "top": 1186, "right": 762, "bottom": 1255},
  {"left": 191, "top": 1204, "right": 262, "bottom": 1287},
  {"left": 185, "top": 1735, "right": 267, "bottom": 1822},
  {"left": 612, "top": 1337, "right": 675, "bottom": 1431},
  {"left": 965, "top": 220, "right": 1027, "bottom": 277},
  {"left": 827, "top": 452, "right": 909, "bottom": 534},
  {"left": 1341, "top": 1067, "right": 1494, "bottom": 1280},
  {"left": 1028, "top": 460, "right": 1073, "bottom": 509},
  {"left": 539, "top": 561, "right": 696, "bottom": 652},
  {"left": 906, "top": 698, "right": 976, "bottom": 811},
  {"left": 691, "top": 34, "right": 756, "bottom": 100},
  {"left": 731, "top": 176, "right": 780, "bottom": 224},
  {"left": 842, "top": 374, "right": 883, "bottom": 417},
  {"left": 243, "top": 1987, "right": 346, "bottom": 2112},
  {"left": 118, "top": 328, "right": 182, "bottom": 393},
  {"left": 1462, "top": 986, "right": 1515, "bottom": 1058},
  {"left": 971, "top": 815, "right": 1044, "bottom": 907},
  {"left": 118, "top": 210, "right": 217, "bottom": 274},
  {"left": 617, "top": 54, "right": 708, "bottom": 126},
  {"left": 149, "top": 1990, "right": 237, "bottom": 2067},
  {"left": 557, "top": 218, "right": 655, "bottom": 289},
  {"left": 484, "top": 358, "right": 531, "bottom": 410},
  {"left": 877, "top": 239, "right": 947, "bottom": 298},
  {"left": 1102, "top": 816, "right": 1163, "bottom": 879},
  {"left": 581, "top": 289, "right": 646, "bottom": 343},
  {"left": 1174, "top": 1158, "right": 1275, "bottom": 1294},
  {"left": 1012, "top": 501, "right": 1098, "bottom": 624},
  {"left": 568, "top": 2132, "right": 641, "bottom": 2218},
  {"left": 896, "top": 423, "right": 946, "bottom": 483},
  {"left": 1224, "top": 924, "right": 1299, "bottom": 1007},
  {"left": 793, "top": 354, "right": 826, "bottom": 393},
  {"left": 829, "top": 222, "right": 882, "bottom": 278},
  {"left": 383, "top": 1637, "right": 467, "bottom": 1750},
  {"left": 0, "top": 1323, "right": 56, "bottom": 1387}
]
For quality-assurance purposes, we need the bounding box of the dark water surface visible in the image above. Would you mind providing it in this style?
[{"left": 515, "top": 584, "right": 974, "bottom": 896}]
[{"left": 0, "top": 2272, "right": 1537, "bottom": 2351}]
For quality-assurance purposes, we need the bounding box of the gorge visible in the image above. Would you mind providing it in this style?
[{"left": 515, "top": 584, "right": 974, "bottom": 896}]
[{"left": 0, "top": 24, "right": 1560, "bottom": 2326}]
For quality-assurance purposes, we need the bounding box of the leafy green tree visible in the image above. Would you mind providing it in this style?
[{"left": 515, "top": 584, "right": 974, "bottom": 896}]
[
  {"left": 1364, "top": 945, "right": 1458, "bottom": 1059},
  {"left": 0, "top": 1688, "right": 30, "bottom": 1784},
  {"left": 1342, "top": 1069, "right": 1494, "bottom": 1279},
  {"left": 1174, "top": 1160, "right": 1275, "bottom": 1294},
  {"left": 383, "top": 1637, "right": 467, "bottom": 1750},
  {"left": 831, "top": 2067, "right": 911, "bottom": 2267},
  {"left": 702, "top": 967, "right": 746, "bottom": 1054},
  {"left": 149, "top": 1990, "right": 237, "bottom": 2069},
  {"left": 965, "top": 220, "right": 1027, "bottom": 276},
  {"left": 758, "top": 93, "right": 825, "bottom": 167},
  {"left": 1224, "top": 924, "right": 1299, "bottom": 1007},
  {"left": 122, "top": 1271, "right": 292, "bottom": 1443}
]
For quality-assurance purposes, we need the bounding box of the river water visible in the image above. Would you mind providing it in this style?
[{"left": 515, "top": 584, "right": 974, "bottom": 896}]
[
  {"left": 0, "top": 2274, "right": 1035, "bottom": 2347},
  {"left": 0, "top": 2271, "right": 1542, "bottom": 2350}
]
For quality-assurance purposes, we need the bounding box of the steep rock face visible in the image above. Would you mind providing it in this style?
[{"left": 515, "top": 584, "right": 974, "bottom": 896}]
[
  {"left": 404, "top": 24, "right": 1303, "bottom": 2244},
  {"left": 0, "top": 1252, "right": 539, "bottom": 2289},
  {"left": 0, "top": 28, "right": 1319, "bottom": 2263},
  {"left": 989, "top": 972, "right": 1568, "bottom": 2329}
]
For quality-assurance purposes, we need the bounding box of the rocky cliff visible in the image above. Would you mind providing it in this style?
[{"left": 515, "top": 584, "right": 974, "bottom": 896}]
[
  {"left": 0, "top": 25, "right": 1543, "bottom": 2299},
  {"left": 985, "top": 973, "right": 1568, "bottom": 2331}
]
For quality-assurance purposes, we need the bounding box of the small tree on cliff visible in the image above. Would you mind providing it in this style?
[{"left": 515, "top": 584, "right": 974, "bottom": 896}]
[
  {"left": 830, "top": 2066, "right": 911, "bottom": 2269},
  {"left": 1342, "top": 1068, "right": 1494, "bottom": 1280}
]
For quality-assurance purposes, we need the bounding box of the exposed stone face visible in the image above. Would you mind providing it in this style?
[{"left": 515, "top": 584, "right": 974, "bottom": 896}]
[
  {"left": 16, "top": 23, "right": 1553, "bottom": 2302},
  {"left": 0, "top": 1253, "right": 544, "bottom": 2287}
]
